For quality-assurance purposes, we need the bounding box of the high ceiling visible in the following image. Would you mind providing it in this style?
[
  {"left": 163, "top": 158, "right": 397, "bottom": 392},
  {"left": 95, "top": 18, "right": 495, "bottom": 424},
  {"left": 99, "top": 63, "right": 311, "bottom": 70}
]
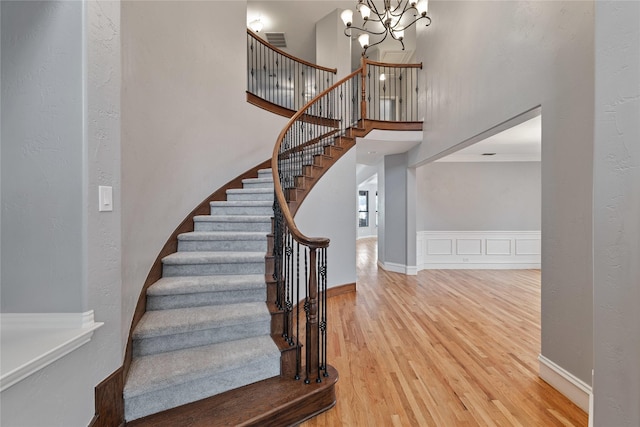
[{"left": 248, "top": 2, "right": 541, "bottom": 167}]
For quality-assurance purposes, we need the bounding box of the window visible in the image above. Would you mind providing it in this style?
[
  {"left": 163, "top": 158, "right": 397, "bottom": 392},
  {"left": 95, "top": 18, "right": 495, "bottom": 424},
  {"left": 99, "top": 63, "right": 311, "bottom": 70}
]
[
  {"left": 358, "top": 190, "right": 369, "bottom": 227},
  {"left": 375, "top": 191, "right": 378, "bottom": 227}
]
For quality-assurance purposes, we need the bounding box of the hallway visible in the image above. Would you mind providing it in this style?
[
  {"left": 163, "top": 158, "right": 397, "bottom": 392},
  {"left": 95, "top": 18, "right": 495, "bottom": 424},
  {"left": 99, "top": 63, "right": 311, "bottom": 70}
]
[{"left": 303, "top": 238, "right": 588, "bottom": 426}]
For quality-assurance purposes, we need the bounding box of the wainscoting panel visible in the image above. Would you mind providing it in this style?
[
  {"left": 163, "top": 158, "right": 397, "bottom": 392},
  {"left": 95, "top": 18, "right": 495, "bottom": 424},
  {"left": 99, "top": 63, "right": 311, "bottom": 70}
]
[{"left": 417, "top": 231, "right": 541, "bottom": 270}]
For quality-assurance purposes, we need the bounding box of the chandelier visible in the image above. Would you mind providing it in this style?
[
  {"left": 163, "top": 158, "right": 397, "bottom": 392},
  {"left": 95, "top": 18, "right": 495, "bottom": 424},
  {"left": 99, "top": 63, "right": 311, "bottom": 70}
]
[{"left": 341, "top": 0, "right": 431, "bottom": 55}]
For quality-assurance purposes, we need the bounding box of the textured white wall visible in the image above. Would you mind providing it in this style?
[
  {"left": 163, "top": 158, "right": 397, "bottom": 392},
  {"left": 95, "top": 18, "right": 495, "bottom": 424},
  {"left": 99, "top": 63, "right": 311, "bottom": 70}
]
[
  {"left": 416, "top": 162, "right": 541, "bottom": 231},
  {"left": 412, "top": 0, "right": 594, "bottom": 385},
  {"left": 1, "top": 1, "right": 123, "bottom": 426},
  {"left": 1, "top": 0, "right": 84, "bottom": 312},
  {"left": 121, "top": 1, "right": 288, "bottom": 341},
  {"left": 593, "top": 1, "right": 640, "bottom": 424},
  {"left": 296, "top": 149, "right": 357, "bottom": 288}
]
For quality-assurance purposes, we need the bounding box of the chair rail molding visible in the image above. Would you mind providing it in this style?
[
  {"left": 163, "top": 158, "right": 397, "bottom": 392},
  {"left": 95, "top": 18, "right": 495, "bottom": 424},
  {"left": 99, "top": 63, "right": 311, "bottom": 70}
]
[
  {"left": 417, "top": 230, "right": 541, "bottom": 270},
  {"left": 0, "top": 310, "right": 103, "bottom": 391}
]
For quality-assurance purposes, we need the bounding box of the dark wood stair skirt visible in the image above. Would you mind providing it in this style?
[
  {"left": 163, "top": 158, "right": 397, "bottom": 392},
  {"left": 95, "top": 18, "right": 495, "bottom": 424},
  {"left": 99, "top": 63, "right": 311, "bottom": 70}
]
[{"left": 126, "top": 365, "right": 338, "bottom": 427}]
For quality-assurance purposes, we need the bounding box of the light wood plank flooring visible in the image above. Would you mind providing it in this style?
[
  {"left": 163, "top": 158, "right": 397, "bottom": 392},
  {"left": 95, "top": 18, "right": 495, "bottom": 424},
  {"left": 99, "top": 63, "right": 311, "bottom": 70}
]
[{"left": 302, "top": 237, "right": 588, "bottom": 426}]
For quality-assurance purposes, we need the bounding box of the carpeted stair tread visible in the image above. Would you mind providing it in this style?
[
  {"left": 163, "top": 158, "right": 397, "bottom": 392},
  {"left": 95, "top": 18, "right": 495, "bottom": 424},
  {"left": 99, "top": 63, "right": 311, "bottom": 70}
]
[
  {"left": 162, "top": 251, "right": 265, "bottom": 265},
  {"left": 209, "top": 201, "right": 273, "bottom": 207},
  {"left": 226, "top": 188, "right": 273, "bottom": 194},
  {"left": 177, "top": 231, "right": 267, "bottom": 241},
  {"left": 124, "top": 335, "right": 280, "bottom": 399},
  {"left": 148, "top": 275, "right": 265, "bottom": 296},
  {"left": 133, "top": 302, "right": 271, "bottom": 340},
  {"left": 193, "top": 215, "right": 271, "bottom": 223},
  {"left": 242, "top": 177, "right": 274, "bottom": 186}
]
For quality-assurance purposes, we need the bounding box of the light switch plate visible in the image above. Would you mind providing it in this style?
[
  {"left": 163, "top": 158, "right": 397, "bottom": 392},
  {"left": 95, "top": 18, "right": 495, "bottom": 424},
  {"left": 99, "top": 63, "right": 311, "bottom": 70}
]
[{"left": 99, "top": 186, "right": 113, "bottom": 212}]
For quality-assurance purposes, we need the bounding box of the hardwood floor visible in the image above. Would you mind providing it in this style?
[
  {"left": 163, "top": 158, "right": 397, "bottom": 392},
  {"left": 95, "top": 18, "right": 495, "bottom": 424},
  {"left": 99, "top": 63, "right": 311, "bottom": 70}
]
[{"left": 302, "top": 237, "right": 588, "bottom": 426}]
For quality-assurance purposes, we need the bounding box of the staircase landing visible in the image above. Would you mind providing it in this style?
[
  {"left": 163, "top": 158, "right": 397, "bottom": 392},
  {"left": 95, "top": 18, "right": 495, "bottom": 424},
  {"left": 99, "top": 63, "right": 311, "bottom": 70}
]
[{"left": 127, "top": 365, "right": 338, "bottom": 427}]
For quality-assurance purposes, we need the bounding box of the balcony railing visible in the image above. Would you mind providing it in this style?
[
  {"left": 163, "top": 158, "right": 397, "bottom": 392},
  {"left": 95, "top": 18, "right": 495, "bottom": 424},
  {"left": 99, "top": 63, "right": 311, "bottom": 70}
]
[{"left": 247, "top": 30, "right": 337, "bottom": 113}]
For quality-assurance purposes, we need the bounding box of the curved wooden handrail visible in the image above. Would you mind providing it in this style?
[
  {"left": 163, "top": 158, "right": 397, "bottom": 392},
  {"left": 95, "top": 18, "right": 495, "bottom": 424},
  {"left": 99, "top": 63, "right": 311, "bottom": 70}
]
[
  {"left": 362, "top": 58, "right": 423, "bottom": 69},
  {"left": 271, "top": 67, "right": 363, "bottom": 249},
  {"left": 247, "top": 29, "right": 338, "bottom": 74}
]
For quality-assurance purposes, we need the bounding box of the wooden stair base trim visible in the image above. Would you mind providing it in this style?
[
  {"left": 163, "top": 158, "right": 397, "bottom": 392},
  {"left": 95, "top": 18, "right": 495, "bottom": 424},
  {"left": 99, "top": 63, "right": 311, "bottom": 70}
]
[
  {"left": 126, "top": 365, "right": 338, "bottom": 427},
  {"left": 90, "top": 367, "right": 125, "bottom": 427},
  {"left": 325, "top": 282, "right": 356, "bottom": 299}
]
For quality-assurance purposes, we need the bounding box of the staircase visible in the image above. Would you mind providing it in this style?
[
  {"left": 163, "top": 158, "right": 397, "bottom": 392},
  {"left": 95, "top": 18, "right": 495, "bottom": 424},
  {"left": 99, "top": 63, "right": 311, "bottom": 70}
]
[{"left": 123, "top": 169, "right": 282, "bottom": 422}]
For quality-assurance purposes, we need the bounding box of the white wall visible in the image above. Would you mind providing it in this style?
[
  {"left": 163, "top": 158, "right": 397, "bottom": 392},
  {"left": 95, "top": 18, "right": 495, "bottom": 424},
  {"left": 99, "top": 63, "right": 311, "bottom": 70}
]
[
  {"left": 1, "top": 0, "right": 84, "bottom": 312},
  {"left": 1, "top": 1, "right": 123, "bottom": 425},
  {"left": 593, "top": 1, "right": 640, "bottom": 424},
  {"left": 416, "top": 162, "right": 541, "bottom": 231},
  {"left": 412, "top": 0, "right": 594, "bottom": 387},
  {"left": 296, "top": 149, "right": 357, "bottom": 288},
  {"left": 121, "top": 1, "right": 288, "bottom": 341}
]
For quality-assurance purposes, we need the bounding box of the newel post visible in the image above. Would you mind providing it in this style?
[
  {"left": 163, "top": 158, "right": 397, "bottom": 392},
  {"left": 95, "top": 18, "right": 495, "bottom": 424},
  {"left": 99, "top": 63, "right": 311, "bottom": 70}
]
[{"left": 305, "top": 247, "right": 320, "bottom": 383}]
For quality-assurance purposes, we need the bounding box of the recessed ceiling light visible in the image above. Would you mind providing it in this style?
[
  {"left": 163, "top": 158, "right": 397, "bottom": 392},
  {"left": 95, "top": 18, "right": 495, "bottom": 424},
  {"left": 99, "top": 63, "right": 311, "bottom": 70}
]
[
  {"left": 482, "top": 153, "right": 497, "bottom": 156},
  {"left": 368, "top": 151, "right": 377, "bottom": 154}
]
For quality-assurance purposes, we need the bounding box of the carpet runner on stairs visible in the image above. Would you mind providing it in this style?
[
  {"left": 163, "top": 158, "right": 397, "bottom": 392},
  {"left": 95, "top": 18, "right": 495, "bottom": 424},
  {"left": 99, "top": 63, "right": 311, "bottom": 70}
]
[{"left": 123, "top": 169, "right": 281, "bottom": 422}]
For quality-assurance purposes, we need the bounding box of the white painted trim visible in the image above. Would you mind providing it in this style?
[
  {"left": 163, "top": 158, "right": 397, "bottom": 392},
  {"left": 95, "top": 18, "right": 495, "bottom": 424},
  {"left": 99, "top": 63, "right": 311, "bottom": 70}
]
[
  {"left": 417, "top": 230, "right": 541, "bottom": 270},
  {"left": 538, "top": 354, "right": 591, "bottom": 413},
  {"left": 378, "top": 261, "right": 417, "bottom": 275},
  {"left": 1, "top": 311, "right": 96, "bottom": 329},
  {"left": 0, "top": 311, "right": 103, "bottom": 392}
]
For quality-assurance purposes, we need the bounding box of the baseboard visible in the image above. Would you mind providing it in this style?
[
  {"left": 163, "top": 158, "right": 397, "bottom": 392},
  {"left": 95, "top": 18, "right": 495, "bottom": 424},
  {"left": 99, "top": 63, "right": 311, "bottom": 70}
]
[
  {"left": 419, "top": 263, "right": 541, "bottom": 270},
  {"left": 377, "top": 261, "right": 417, "bottom": 275},
  {"left": 538, "top": 354, "right": 591, "bottom": 413},
  {"left": 326, "top": 282, "right": 356, "bottom": 298}
]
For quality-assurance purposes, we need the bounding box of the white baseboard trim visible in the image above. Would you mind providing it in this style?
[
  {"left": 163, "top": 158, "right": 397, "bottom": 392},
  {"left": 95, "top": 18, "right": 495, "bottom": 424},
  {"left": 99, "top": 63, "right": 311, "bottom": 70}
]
[
  {"left": 0, "top": 311, "right": 103, "bottom": 392},
  {"left": 538, "top": 354, "right": 591, "bottom": 413},
  {"left": 419, "top": 262, "right": 541, "bottom": 270},
  {"left": 378, "top": 261, "right": 417, "bottom": 275}
]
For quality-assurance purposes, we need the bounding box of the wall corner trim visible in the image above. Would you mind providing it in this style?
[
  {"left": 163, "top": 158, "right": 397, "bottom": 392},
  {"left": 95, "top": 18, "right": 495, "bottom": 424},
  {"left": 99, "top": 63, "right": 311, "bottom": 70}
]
[
  {"left": 0, "top": 311, "right": 103, "bottom": 392},
  {"left": 538, "top": 354, "right": 591, "bottom": 413},
  {"left": 378, "top": 261, "right": 417, "bottom": 276}
]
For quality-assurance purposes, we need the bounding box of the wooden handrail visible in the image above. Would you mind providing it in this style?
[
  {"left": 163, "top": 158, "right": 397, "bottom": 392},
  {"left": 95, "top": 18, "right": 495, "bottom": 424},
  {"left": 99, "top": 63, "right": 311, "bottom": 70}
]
[
  {"left": 362, "top": 58, "right": 424, "bottom": 69},
  {"left": 247, "top": 29, "right": 338, "bottom": 74},
  {"left": 271, "top": 67, "right": 363, "bottom": 249}
]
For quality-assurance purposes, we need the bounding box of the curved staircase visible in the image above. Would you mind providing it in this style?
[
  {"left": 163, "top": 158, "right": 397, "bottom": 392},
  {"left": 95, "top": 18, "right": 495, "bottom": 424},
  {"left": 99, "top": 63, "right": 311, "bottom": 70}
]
[
  {"left": 124, "top": 170, "right": 282, "bottom": 422},
  {"left": 92, "top": 31, "right": 422, "bottom": 426}
]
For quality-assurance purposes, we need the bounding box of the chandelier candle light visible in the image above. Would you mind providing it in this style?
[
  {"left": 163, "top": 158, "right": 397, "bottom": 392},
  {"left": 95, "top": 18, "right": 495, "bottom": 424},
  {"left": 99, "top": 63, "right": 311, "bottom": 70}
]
[{"left": 341, "top": 0, "right": 431, "bottom": 54}]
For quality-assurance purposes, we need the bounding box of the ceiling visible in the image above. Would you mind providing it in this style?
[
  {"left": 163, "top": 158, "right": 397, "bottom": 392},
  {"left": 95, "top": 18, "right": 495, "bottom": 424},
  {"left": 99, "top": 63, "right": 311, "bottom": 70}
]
[
  {"left": 356, "top": 130, "right": 423, "bottom": 165},
  {"left": 436, "top": 115, "right": 541, "bottom": 162}
]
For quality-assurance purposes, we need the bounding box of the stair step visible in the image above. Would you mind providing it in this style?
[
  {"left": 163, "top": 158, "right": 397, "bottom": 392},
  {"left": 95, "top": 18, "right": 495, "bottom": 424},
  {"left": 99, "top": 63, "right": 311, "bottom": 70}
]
[
  {"left": 162, "top": 251, "right": 266, "bottom": 277},
  {"left": 132, "top": 302, "right": 272, "bottom": 356},
  {"left": 123, "top": 335, "right": 281, "bottom": 422},
  {"left": 226, "top": 187, "right": 273, "bottom": 201},
  {"left": 209, "top": 200, "right": 273, "bottom": 216},
  {"left": 177, "top": 231, "right": 267, "bottom": 252},
  {"left": 241, "top": 177, "right": 274, "bottom": 189},
  {"left": 146, "top": 274, "right": 266, "bottom": 310},
  {"left": 257, "top": 168, "right": 273, "bottom": 179},
  {"left": 193, "top": 215, "right": 271, "bottom": 232}
]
